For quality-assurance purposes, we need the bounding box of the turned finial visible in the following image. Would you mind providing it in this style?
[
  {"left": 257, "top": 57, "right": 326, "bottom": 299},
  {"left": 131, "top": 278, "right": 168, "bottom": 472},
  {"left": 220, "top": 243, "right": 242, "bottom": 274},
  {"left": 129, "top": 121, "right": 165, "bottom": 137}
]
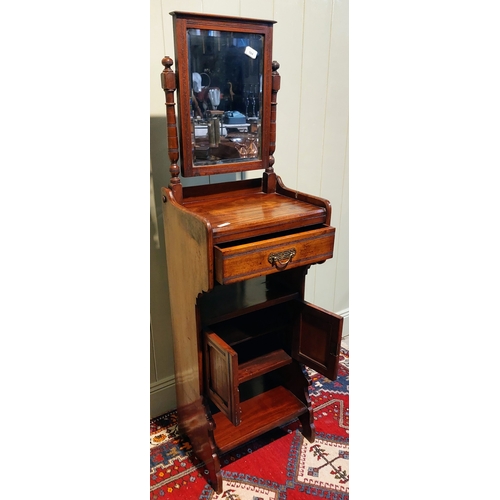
[
  {"left": 272, "top": 61, "right": 280, "bottom": 72},
  {"left": 162, "top": 56, "right": 174, "bottom": 69}
]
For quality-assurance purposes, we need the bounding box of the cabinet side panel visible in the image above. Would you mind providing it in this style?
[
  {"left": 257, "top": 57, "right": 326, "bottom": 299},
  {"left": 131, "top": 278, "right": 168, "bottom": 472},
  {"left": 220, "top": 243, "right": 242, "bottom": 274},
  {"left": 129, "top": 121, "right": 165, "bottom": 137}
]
[{"left": 162, "top": 190, "right": 212, "bottom": 408}]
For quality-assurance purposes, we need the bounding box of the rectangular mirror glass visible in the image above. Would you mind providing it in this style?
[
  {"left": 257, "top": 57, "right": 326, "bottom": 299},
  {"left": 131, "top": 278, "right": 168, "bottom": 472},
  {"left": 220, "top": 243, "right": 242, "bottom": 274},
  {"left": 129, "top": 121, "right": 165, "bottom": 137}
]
[{"left": 188, "top": 29, "right": 264, "bottom": 166}]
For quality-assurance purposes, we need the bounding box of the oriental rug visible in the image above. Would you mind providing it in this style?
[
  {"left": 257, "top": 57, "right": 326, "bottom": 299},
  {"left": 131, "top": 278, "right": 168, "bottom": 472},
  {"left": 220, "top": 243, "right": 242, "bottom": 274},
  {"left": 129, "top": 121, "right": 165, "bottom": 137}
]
[{"left": 150, "top": 348, "right": 349, "bottom": 499}]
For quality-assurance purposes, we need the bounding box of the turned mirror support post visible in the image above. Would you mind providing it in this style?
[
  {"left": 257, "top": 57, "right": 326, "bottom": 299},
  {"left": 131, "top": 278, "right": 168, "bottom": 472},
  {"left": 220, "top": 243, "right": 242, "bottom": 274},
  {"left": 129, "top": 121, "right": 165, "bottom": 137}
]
[
  {"left": 161, "top": 56, "right": 183, "bottom": 204},
  {"left": 263, "top": 60, "right": 280, "bottom": 194}
]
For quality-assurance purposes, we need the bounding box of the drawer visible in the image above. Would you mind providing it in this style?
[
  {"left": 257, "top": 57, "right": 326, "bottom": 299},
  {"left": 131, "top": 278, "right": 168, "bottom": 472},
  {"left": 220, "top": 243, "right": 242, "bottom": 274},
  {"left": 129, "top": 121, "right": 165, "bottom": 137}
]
[{"left": 214, "top": 225, "right": 335, "bottom": 285}]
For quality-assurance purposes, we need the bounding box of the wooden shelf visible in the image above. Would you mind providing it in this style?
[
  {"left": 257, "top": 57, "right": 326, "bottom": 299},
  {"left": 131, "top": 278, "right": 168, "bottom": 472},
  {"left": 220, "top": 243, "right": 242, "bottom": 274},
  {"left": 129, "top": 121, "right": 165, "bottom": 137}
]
[
  {"left": 213, "top": 385, "right": 306, "bottom": 454},
  {"left": 198, "top": 275, "right": 299, "bottom": 326},
  {"left": 238, "top": 349, "right": 292, "bottom": 384},
  {"left": 208, "top": 304, "right": 292, "bottom": 348}
]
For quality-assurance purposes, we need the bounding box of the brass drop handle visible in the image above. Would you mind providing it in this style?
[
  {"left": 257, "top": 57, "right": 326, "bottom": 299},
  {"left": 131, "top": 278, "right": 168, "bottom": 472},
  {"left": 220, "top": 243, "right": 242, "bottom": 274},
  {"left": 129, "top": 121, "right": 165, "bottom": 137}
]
[{"left": 268, "top": 248, "right": 296, "bottom": 270}]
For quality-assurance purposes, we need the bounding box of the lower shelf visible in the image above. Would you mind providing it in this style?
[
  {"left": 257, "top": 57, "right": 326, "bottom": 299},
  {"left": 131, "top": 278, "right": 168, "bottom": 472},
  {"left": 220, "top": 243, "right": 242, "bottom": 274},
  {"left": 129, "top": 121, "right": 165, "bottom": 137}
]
[
  {"left": 213, "top": 385, "right": 307, "bottom": 454},
  {"left": 238, "top": 349, "right": 292, "bottom": 384}
]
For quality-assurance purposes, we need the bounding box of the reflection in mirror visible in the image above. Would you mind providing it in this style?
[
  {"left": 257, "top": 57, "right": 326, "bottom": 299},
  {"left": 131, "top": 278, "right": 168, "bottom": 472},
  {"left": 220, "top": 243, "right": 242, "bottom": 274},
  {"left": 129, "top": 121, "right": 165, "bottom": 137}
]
[{"left": 187, "top": 29, "right": 264, "bottom": 166}]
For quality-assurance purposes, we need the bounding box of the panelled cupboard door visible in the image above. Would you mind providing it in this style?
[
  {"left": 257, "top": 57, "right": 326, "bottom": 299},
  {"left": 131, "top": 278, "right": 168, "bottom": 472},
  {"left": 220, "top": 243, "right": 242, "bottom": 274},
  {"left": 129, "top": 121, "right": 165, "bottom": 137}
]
[
  {"left": 292, "top": 301, "right": 343, "bottom": 381},
  {"left": 204, "top": 331, "right": 241, "bottom": 426}
]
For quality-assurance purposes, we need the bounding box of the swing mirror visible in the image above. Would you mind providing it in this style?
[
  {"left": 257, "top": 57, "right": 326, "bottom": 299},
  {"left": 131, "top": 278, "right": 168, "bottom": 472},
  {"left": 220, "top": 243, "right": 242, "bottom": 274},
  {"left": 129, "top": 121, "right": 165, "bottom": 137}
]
[{"left": 171, "top": 12, "right": 275, "bottom": 177}]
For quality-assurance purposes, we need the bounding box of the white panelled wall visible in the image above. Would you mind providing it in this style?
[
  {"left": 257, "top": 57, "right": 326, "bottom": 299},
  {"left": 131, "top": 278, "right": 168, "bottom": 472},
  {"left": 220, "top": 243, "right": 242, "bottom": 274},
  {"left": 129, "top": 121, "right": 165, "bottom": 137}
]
[{"left": 150, "top": 0, "right": 348, "bottom": 417}]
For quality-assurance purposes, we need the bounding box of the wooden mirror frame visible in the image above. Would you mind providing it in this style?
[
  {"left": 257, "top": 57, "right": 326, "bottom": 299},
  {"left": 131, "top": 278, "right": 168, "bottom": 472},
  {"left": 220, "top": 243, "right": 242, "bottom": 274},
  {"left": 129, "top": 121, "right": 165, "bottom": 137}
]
[{"left": 170, "top": 11, "right": 276, "bottom": 177}]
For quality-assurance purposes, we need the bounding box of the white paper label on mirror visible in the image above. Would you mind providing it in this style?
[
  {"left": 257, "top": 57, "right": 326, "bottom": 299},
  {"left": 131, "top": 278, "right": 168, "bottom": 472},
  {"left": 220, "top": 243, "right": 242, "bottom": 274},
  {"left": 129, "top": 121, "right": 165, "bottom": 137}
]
[{"left": 244, "top": 46, "right": 258, "bottom": 59}]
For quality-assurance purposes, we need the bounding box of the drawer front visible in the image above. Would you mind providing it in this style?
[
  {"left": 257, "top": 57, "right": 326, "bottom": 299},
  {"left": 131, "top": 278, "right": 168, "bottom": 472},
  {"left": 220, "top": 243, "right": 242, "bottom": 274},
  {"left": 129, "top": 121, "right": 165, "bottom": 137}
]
[{"left": 214, "top": 226, "right": 335, "bottom": 285}]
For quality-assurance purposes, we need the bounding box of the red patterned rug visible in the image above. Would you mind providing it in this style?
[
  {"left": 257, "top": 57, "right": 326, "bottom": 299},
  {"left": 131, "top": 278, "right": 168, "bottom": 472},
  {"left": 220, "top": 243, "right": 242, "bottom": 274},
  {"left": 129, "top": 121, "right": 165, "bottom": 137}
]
[{"left": 150, "top": 348, "right": 349, "bottom": 499}]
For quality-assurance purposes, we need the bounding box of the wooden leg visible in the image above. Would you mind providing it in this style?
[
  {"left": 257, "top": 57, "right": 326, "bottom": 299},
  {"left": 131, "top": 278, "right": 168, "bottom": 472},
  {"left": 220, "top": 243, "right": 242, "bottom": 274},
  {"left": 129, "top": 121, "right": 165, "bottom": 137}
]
[
  {"left": 201, "top": 451, "right": 223, "bottom": 494},
  {"left": 298, "top": 409, "right": 315, "bottom": 443},
  {"left": 177, "top": 397, "right": 223, "bottom": 493},
  {"left": 283, "top": 362, "right": 316, "bottom": 443}
]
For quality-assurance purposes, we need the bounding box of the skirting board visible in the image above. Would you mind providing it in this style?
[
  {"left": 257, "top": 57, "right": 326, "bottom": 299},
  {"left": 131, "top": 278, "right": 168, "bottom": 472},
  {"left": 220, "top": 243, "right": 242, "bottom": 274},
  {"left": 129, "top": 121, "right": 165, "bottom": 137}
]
[
  {"left": 337, "top": 308, "right": 349, "bottom": 339},
  {"left": 150, "top": 375, "right": 177, "bottom": 419}
]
